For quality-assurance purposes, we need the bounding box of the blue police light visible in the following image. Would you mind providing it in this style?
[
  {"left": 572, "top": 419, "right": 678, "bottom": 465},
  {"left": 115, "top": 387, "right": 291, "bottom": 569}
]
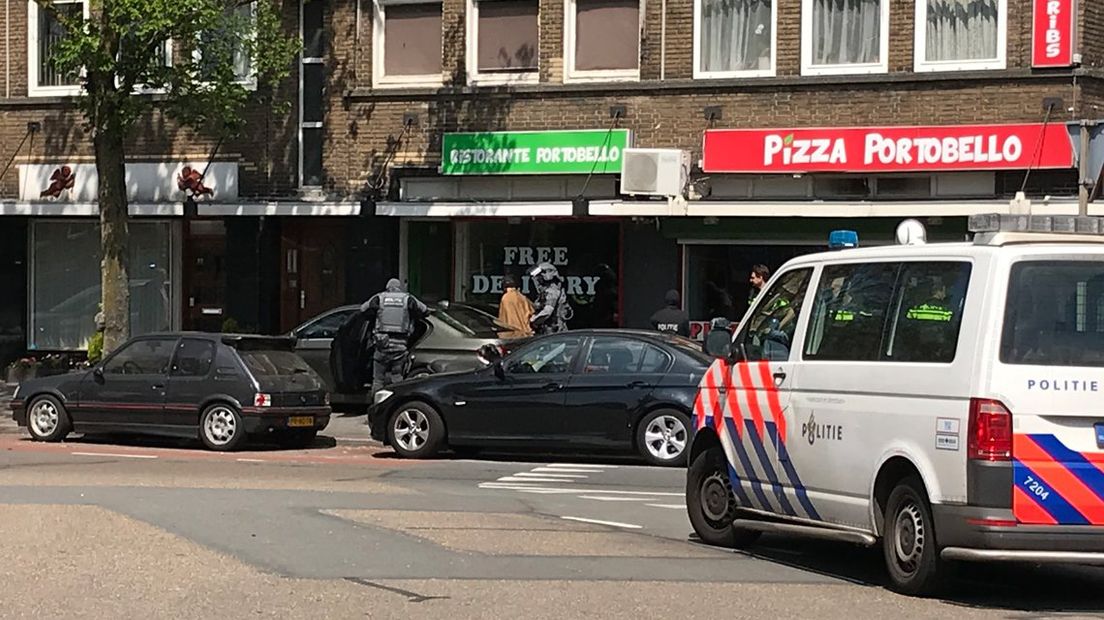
[{"left": 828, "top": 230, "right": 859, "bottom": 250}]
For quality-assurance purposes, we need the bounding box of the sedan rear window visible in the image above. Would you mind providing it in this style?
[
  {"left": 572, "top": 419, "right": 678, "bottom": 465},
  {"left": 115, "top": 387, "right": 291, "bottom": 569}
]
[
  {"left": 1001, "top": 260, "right": 1104, "bottom": 367},
  {"left": 239, "top": 350, "right": 316, "bottom": 377}
]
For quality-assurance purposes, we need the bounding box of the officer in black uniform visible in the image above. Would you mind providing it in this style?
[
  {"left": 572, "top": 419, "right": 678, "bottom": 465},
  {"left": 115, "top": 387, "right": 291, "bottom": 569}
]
[
  {"left": 360, "top": 278, "right": 429, "bottom": 397},
  {"left": 650, "top": 289, "right": 690, "bottom": 337},
  {"left": 529, "top": 262, "right": 571, "bottom": 335}
]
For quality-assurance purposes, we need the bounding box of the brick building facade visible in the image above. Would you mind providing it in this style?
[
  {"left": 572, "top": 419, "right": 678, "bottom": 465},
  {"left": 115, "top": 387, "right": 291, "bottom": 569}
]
[{"left": 0, "top": 0, "right": 1102, "bottom": 368}]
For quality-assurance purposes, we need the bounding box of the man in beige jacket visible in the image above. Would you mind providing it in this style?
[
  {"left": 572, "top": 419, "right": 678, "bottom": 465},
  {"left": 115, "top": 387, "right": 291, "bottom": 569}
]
[{"left": 497, "top": 274, "right": 533, "bottom": 339}]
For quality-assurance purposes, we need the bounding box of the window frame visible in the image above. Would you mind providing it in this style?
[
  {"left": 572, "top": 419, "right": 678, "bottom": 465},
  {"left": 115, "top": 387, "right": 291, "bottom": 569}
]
[
  {"left": 465, "top": 0, "right": 540, "bottom": 86},
  {"left": 300, "top": 0, "right": 325, "bottom": 188},
  {"left": 27, "top": 0, "right": 90, "bottom": 97},
  {"left": 799, "top": 0, "right": 890, "bottom": 77},
  {"left": 372, "top": 0, "right": 445, "bottom": 89},
  {"left": 563, "top": 0, "right": 642, "bottom": 83},
  {"left": 692, "top": 0, "right": 777, "bottom": 79},
  {"left": 913, "top": 0, "right": 1007, "bottom": 73}
]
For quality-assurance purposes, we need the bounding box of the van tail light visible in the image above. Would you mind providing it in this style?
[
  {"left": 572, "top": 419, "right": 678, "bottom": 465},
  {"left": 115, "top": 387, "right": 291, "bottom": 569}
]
[
  {"left": 254, "top": 393, "right": 272, "bottom": 408},
  {"left": 968, "top": 398, "right": 1012, "bottom": 461}
]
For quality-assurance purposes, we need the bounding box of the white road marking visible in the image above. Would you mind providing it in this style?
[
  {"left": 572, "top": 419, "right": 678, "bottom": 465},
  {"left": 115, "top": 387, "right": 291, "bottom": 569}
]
[
  {"left": 545, "top": 463, "right": 619, "bottom": 469},
  {"left": 531, "top": 467, "right": 604, "bottom": 474},
  {"left": 579, "top": 495, "right": 651, "bottom": 502},
  {"left": 561, "top": 516, "right": 642, "bottom": 529},
  {"left": 645, "top": 503, "right": 685, "bottom": 509},
  {"left": 478, "top": 482, "right": 682, "bottom": 496},
  {"left": 334, "top": 437, "right": 376, "bottom": 443},
  {"left": 496, "top": 476, "right": 573, "bottom": 483},
  {"left": 514, "top": 472, "right": 588, "bottom": 479},
  {"left": 71, "top": 451, "right": 157, "bottom": 459},
  {"left": 237, "top": 458, "right": 266, "bottom": 463}
]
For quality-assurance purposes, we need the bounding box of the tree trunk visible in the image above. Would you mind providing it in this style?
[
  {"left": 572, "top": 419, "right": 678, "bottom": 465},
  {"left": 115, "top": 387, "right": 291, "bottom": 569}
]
[{"left": 94, "top": 111, "right": 130, "bottom": 355}]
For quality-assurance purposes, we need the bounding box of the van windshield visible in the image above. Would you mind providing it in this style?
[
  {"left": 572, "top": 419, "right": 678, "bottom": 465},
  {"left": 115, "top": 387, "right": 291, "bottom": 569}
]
[{"left": 1001, "top": 260, "right": 1104, "bottom": 367}]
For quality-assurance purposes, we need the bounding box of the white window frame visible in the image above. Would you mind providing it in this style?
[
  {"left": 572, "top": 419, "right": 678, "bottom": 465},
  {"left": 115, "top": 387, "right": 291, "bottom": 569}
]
[
  {"left": 300, "top": 0, "right": 323, "bottom": 188},
  {"left": 800, "top": 0, "right": 890, "bottom": 76},
  {"left": 27, "top": 0, "right": 89, "bottom": 97},
  {"left": 465, "top": 0, "right": 540, "bottom": 86},
  {"left": 563, "top": 0, "right": 641, "bottom": 83},
  {"left": 692, "top": 0, "right": 777, "bottom": 79},
  {"left": 372, "top": 0, "right": 445, "bottom": 88},
  {"left": 913, "top": 0, "right": 1006, "bottom": 73},
  {"left": 192, "top": 1, "right": 259, "bottom": 89}
]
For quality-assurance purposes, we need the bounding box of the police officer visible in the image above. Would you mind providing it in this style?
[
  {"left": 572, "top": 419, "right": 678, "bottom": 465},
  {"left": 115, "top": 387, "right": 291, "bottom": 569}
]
[
  {"left": 650, "top": 289, "right": 690, "bottom": 337},
  {"left": 907, "top": 280, "right": 954, "bottom": 323},
  {"left": 361, "top": 278, "right": 429, "bottom": 398},
  {"left": 529, "top": 262, "right": 571, "bottom": 335}
]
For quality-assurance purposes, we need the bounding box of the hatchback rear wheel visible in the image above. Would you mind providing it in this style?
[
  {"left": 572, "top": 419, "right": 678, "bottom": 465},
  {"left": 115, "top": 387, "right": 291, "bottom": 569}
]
[{"left": 200, "top": 403, "right": 245, "bottom": 451}]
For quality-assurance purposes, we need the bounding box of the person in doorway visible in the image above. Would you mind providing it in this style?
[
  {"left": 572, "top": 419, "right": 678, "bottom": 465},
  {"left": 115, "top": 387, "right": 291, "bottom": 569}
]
[
  {"left": 748, "top": 264, "right": 771, "bottom": 306},
  {"left": 650, "top": 289, "right": 690, "bottom": 337},
  {"left": 529, "top": 262, "right": 571, "bottom": 335},
  {"left": 497, "top": 274, "right": 533, "bottom": 339},
  {"left": 360, "top": 278, "right": 429, "bottom": 400}
]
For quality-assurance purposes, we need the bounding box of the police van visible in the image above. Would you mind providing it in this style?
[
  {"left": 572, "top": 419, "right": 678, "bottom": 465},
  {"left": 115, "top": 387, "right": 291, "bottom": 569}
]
[{"left": 687, "top": 214, "right": 1104, "bottom": 595}]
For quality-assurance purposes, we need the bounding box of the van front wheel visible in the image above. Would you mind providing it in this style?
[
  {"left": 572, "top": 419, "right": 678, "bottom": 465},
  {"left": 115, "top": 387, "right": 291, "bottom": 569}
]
[
  {"left": 883, "top": 476, "right": 943, "bottom": 596},
  {"left": 686, "top": 446, "right": 760, "bottom": 549}
]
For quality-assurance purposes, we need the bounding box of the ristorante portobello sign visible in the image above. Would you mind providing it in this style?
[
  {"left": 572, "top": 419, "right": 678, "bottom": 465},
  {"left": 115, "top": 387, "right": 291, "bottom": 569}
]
[
  {"left": 702, "top": 124, "right": 1076, "bottom": 174},
  {"left": 442, "top": 129, "right": 631, "bottom": 175}
]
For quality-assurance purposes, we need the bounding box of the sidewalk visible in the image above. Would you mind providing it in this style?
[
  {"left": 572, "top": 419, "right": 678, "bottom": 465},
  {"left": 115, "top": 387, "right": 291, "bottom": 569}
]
[
  {"left": 0, "top": 384, "right": 16, "bottom": 434},
  {"left": 324, "top": 411, "right": 377, "bottom": 444}
]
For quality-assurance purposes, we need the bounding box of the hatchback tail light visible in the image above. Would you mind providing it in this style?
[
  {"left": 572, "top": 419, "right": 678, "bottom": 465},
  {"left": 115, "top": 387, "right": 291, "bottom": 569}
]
[
  {"left": 968, "top": 398, "right": 1012, "bottom": 461},
  {"left": 254, "top": 393, "right": 272, "bottom": 408}
]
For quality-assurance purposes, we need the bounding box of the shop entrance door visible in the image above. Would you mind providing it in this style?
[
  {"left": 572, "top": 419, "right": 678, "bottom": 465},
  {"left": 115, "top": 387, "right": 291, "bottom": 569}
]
[
  {"left": 280, "top": 220, "right": 347, "bottom": 332},
  {"left": 183, "top": 220, "right": 228, "bottom": 333}
]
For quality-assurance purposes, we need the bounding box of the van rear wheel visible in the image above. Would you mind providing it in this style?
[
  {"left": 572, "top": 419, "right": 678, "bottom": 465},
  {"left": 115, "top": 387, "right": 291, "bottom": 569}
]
[
  {"left": 883, "top": 476, "right": 943, "bottom": 596},
  {"left": 686, "top": 445, "right": 760, "bottom": 549}
]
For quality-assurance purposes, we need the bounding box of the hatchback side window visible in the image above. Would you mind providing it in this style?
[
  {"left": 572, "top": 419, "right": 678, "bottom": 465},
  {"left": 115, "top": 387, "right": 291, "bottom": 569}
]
[
  {"left": 103, "top": 338, "right": 176, "bottom": 375},
  {"left": 804, "top": 262, "right": 899, "bottom": 362},
  {"left": 507, "top": 336, "right": 582, "bottom": 374},
  {"left": 171, "top": 339, "right": 216, "bottom": 377},
  {"left": 736, "top": 268, "right": 813, "bottom": 362}
]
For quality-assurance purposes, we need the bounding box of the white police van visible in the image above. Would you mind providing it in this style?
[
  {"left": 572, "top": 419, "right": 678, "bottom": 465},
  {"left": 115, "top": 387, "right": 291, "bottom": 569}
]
[{"left": 687, "top": 214, "right": 1104, "bottom": 595}]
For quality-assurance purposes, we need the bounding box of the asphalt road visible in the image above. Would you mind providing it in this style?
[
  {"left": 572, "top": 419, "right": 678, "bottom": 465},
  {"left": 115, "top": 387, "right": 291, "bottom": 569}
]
[{"left": 2, "top": 429, "right": 1104, "bottom": 619}]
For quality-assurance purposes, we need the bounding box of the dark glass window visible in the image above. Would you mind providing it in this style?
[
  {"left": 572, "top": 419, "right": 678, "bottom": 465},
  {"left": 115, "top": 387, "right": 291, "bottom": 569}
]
[
  {"left": 1001, "top": 261, "right": 1104, "bottom": 367},
  {"left": 104, "top": 338, "right": 176, "bottom": 375},
  {"left": 172, "top": 339, "right": 216, "bottom": 377},
  {"left": 885, "top": 262, "right": 971, "bottom": 363},
  {"left": 804, "top": 262, "right": 898, "bottom": 362}
]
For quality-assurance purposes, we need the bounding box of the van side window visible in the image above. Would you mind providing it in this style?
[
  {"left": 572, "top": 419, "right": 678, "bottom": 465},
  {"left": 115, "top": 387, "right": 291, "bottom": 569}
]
[
  {"left": 804, "top": 263, "right": 899, "bottom": 361},
  {"left": 736, "top": 269, "right": 813, "bottom": 362},
  {"left": 885, "top": 262, "right": 972, "bottom": 363}
]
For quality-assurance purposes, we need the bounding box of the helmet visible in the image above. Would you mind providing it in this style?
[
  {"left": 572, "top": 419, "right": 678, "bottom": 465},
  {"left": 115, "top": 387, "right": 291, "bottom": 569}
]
[{"left": 528, "top": 262, "right": 560, "bottom": 284}]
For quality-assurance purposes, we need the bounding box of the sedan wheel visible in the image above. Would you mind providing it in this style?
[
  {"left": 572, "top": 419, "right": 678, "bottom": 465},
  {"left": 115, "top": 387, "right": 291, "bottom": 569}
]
[
  {"left": 26, "top": 395, "right": 71, "bottom": 442},
  {"left": 389, "top": 401, "right": 445, "bottom": 459},
  {"left": 200, "top": 404, "right": 245, "bottom": 451},
  {"left": 637, "top": 409, "right": 690, "bottom": 466}
]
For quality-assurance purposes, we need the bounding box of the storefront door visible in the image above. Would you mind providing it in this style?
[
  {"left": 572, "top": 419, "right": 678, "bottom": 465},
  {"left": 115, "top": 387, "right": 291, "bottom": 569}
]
[
  {"left": 280, "top": 220, "right": 348, "bottom": 332},
  {"left": 183, "top": 220, "right": 228, "bottom": 333}
]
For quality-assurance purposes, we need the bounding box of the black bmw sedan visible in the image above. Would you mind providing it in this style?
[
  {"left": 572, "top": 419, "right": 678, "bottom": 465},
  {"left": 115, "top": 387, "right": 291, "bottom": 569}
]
[
  {"left": 367, "top": 330, "right": 711, "bottom": 466},
  {"left": 9, "top": 333, "right": 330, "bottom": 451}
]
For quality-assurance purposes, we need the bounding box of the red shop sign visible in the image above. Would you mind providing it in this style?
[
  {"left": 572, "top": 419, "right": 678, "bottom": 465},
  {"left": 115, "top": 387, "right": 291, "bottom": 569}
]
[
  {"left": 1032, "top": 0, "right": 1077, "bottom": 68},
  {"left": 702, "top": 124, "right": 1075, "bottom": 174}
]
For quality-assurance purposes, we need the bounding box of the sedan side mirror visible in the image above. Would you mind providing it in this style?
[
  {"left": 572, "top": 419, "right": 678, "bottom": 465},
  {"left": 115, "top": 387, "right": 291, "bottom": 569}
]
[
  {"left": 493, "top": 361, "right": 505, "bottom": 380},
  {"left": 92, "top": 366, "right": 105, "bottom": 383},
  {"left": 477, "top": 343, "right": 504, "bottom": 366}
]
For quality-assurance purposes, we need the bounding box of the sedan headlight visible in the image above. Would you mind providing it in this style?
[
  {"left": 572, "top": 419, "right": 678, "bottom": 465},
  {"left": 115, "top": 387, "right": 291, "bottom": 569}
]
[{"left": 373, "top": 390, "right": 394, "bottom": 405}]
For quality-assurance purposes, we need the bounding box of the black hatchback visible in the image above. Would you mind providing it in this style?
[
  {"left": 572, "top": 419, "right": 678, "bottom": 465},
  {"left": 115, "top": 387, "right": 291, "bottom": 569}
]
[{"left": 9, "top": 333, "right": 330, "bottom": 451}]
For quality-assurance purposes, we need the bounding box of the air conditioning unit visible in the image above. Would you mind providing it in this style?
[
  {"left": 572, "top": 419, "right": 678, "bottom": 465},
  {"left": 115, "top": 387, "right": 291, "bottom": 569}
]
[{"left": 620, "top": 148, "right": 689, "bottom": 197}]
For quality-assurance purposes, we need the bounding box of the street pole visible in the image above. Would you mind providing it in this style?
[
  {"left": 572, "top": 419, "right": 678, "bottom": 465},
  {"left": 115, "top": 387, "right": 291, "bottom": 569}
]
[{"left": 1079, "top": 120, "right": 1091, "bottom": 216}]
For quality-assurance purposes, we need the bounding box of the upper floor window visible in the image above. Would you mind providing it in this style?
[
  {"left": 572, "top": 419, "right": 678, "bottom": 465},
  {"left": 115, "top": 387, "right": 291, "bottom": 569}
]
[
  {"left": 915, "top": 0, "right": 1005, "bottom": 72},
  {"left": 197, "top": 2, "right": 255, "bottom": 85},
  {"left": 27, "top": 0, "right": 87, "bottom": 96},
  {"left": 467, "top": 0, "right": 539, "bottom": 84},
  {"left": 801, "top": 0, "right": 888, "bottom": 76},
  {"left": 373, "top": 0, "right": 443, "bottom": 87},
  {"left": 565, "top": 0, "right": 640, "bottom": 82},
  {"left": 694, "top": 0, "right": 774, "bottom": 78}
]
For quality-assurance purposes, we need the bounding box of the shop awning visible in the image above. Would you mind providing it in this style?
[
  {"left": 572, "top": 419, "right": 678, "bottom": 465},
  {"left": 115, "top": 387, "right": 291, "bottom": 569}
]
[
  {"left": 197, "top": 202, "right": 360, "bottom": 216},
  {"left": 0, "top": 201, "right": 183, "bottom": 216},
  {"left": 376, "top": 201, "right": 575, "bottom": 217},
  {"left": 682, "top": 199, "right": 1089, "bottom": 218}
]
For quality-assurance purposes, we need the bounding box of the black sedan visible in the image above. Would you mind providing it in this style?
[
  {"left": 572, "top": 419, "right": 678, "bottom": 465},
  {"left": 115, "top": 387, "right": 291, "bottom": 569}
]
[
  {"left": 367, "top": 330, "right": 711, "bottom": 466},
  {"left": 9, "top": 333, "right": 330, "bottom": 451}
]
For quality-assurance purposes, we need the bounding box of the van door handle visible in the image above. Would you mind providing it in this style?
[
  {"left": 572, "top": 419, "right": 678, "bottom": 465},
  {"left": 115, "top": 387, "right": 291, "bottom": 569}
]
[{"left": 772, "top": 369, "right": 787, "bottom": 382}]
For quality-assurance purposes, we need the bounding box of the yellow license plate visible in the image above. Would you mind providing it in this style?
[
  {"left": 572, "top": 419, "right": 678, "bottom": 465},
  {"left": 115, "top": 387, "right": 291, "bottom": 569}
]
[{"left": 288, "top": 416, "right": 314, "bottom": 428}]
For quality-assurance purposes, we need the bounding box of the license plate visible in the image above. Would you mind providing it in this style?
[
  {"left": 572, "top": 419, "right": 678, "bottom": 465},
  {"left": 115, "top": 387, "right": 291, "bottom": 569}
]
[
  {"left": 288, "top": 416, "right": 314, "bottom": 428},
  {"left": 1096, "top": 423, "right": 1104, "bottom": 449}
]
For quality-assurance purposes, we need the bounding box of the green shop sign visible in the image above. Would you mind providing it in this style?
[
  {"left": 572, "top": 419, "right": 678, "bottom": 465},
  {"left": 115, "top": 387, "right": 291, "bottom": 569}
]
[{"left": 442, "top": 129, "right": 631, "bottom": 175}]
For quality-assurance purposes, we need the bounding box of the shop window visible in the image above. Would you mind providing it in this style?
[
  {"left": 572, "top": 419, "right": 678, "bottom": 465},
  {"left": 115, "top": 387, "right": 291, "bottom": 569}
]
[
  {"left": 469, "top": 0, "right": 539, "bottom": 84},
  {"left": 685, "top": 244, "right": 822, "bottom": 324},
  {"left": 814, "top": 176, "right": 871, "bottom": 199},
  {"left": 197, "top": 2, "right": 256, "bottom": 84},
  {"left": 801, "top": 0, "right": 888, "bottom": 76},
  {"left": 373, "top": 0, "right": 443, "bottom": 87},
  {"left": 27, "top": 0, "right": 86, "bottom": 96},
  {"left": 804, "top": 262, "right": 898, "bottom": 361},
  {"left": 875, "top": 176, "right": 932, "bottom": 199},
  {"left": 30, "top": 221, "right": 175, "bottom": 351},
  {"left": 565, "top": 0, "right": 640, "bottom": 81},
  {"left": 915, "top": 0, "right": 1005, "bottom": 72},
  {"left": 695, "top": 0, "right": 774, "bottom": 78}
]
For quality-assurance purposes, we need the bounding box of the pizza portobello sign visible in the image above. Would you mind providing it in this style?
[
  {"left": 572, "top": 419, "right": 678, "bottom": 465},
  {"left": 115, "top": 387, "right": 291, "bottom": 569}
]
[{"left": 702, "top": 124, "right": 1075, "bottom": 174}]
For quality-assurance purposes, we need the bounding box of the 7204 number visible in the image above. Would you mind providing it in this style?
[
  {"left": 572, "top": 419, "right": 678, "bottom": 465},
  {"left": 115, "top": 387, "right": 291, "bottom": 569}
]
[{"left": 1023, "top": 476, "right": 1051, "bottom": 501}]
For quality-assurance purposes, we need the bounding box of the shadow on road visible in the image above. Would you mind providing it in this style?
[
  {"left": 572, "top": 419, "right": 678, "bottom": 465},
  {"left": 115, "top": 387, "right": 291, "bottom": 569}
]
[
  {"left": 734, "top": 535, "right": 1104, "bottom": 612},
  {"left": 370, "top": 448, "right": 662, "bottom": 468},
  {"left": 58, "top": 433, "right": 340, "bottom": 453}
]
